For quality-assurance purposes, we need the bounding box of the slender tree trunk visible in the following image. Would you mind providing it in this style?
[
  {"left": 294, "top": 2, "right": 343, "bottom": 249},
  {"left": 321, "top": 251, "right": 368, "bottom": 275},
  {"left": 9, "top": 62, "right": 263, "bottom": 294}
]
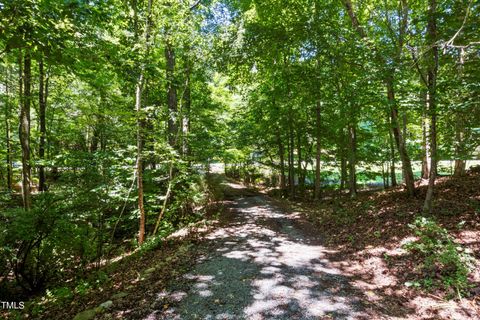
[
  {"left": 401, "top": 113, "right": 410, "bottom": 182},
  {"left": 421, "top": 105, "right": 430, "bottom": 180},
  {"left": 313, "top": 3, "right": 322, "bottom": 200},
  {"left": 90, "top": 129, "right": 100, "bottom": 152},
  {"left": 4, "top": 67, "right": 12, "bottom": 190},
  {"left": 19, "top": 50, "right": 31, "bottom": 209},
  {"left": 136, "top": 75, "right": 146, "bottom": 245},
  {"left": 423, "top": 0, "right": 438, "bottom": 213},
  {"left": 165, "top": 41, "right": 178, "bottom": 149},
  {"left": 348, "top": 123, "right": 357, "bottom": 198},
  {"left": 454, "top": 114, "right": 466, "bottom": 176},
  {"left": 315, "top": 100, "right": 322, "bottom": 200},
  {"left": 386, "top": 79, "right": 415, "bottom": 196},
  {"left": 141, "top": 82, "right": 157, "bottom": 170},
  {"left": 454, "top": 49, "right": 466, "bottom": 177},
  {"left": 296, "top": 130, "right": 304, "bottom": 192},
  {"left": 38, "top": 58, "right": 47, "bottom": 192},
  {"left": 182, "top": 61, "right": 191, "bottom": 159},
  {"left": 388, "top": 126, "right": 397, "bottom": 186},
  {"left": 288, "top": 116, "right": 295, "bottom": 197},
  {"left": 287, "top": 129, "right": 292, "bottom": 192},
  {"left": 340, "top": 155, "right": 347, "bottom": 190},
  {"left": 423, "top": 96, "right": 437, "bottom": 212},
  {"left": 382, "top": 162, "right": 387, "bottom": 188},
  {"left": 339, "top": 131, "right": 348, "bottom": 191},
  {"left": 135, "top": 0, "right": 153, "bottom": 245},
  {"left": 90, "top": 98, "right": 105, "bottom": 154},
  {"left": 277, "top": 131, "right": 286, "bottom": 190},
  {"left": 385, "top": 161, "right": 390, "bottom": 187}
]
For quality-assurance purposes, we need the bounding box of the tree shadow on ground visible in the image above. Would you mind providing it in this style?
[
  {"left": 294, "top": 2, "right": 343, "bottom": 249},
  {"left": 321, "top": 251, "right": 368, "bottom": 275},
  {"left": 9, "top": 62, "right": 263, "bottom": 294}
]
[
  {"left": 278, "top": 175, "right": 480, "bottom": 319},
  {"left": 145, "top": 189, "right": 417, "bottom": 320}
]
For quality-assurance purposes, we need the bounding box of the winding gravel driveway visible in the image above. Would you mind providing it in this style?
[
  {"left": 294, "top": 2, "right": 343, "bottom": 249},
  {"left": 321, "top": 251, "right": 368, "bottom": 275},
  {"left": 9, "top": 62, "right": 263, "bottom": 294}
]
[{"left": 155, "top": 181, "right": 368, "bottom": 320}]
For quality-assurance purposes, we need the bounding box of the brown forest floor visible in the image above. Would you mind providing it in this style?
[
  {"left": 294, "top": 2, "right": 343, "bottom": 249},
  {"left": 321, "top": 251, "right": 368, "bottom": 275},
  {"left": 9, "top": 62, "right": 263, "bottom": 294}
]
[
  {"left": 3, "top": 174, "right": 480, "bottom": 319},
  {"left": 271, "top": 173, "right": 480, "bottom": 319}
]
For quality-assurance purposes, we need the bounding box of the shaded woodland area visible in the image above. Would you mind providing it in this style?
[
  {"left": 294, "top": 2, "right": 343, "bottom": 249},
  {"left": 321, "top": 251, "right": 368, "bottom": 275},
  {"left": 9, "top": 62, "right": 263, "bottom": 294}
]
[{"left": 0, "top": 0, "right": 480, "bottom": 319}]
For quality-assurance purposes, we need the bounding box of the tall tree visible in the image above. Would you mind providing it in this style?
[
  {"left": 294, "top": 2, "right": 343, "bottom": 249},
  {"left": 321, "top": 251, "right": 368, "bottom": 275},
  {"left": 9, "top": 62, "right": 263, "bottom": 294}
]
[
  {"left": 4, "top": 65, "right": 13, "bottom": 191},
  {"left": 19, "top": 50, "right": 32, "bottom": 210},
  {"left": 165, "top": 40, "right": 178, "bottom": 149},
  {"left": 135, "top": 0, "right": 154, "bottom": 245},
  {"left": 38, "top": 58, "right": 48, "bottom": 192},
  {"left": 423, "top": 0, "right": 439, "bottom": 213},
  {"left": 342, "top": 0, "right": 416, "bottom": 196},
  {"left": 314, "top": 100, "right": 322, "bottom": 200}
]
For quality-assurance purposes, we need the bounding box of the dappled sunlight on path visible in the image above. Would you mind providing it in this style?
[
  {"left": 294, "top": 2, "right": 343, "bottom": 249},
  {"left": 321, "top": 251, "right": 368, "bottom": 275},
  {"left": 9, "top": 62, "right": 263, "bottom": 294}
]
[{"left": 148, "top": 187, "right": 371, "bottom": 319}]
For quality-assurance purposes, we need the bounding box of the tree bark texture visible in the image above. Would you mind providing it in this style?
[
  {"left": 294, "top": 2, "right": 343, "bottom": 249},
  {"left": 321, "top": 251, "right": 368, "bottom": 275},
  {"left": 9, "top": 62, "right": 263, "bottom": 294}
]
[{"left": 19, "top": 50, "right": 32, "bottom": 210}]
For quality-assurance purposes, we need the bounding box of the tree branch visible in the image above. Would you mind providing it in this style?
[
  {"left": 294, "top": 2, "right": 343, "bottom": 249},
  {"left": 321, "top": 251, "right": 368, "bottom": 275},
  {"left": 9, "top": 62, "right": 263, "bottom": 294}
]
[
  {"left": 189, "top": 0, "right": 201, "bottom": 10},
  {"left": 443, "top": 0, "right": 473, "bottom": 50},
  {"left": 341, "top": 0, "right": 367, "bottom": 39},
  {"left": 407, "top": 44, "right": 428, "bottom": 87}
]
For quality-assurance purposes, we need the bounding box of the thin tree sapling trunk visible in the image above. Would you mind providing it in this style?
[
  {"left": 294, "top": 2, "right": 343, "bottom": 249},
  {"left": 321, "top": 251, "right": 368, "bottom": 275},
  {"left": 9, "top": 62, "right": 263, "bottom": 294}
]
[
  {"left": 165, "top": 41, "right": 178, "bottom": 149},
  {"left": 277, "top": 130, "right": 286, "bottom": 190},
  {"left": 288, "top": 115, "right": 295, "bottom": 197},
  {"left": 182, "top": 60, "right": 191, "bottom": 160},
  {"left": 388, "top": 125, "right": 397, "bottom": 186},
  {"left": 348, "top": 122, "right": 357, "bottom": 198},
  {"left": 454, "top": 114, "right": 466, "bottom": 177},
  {"left": 315, "top": 100, "right": 322, "bottom": 200},
  {"left": 296, "top": 130, "right": 304, "bottom": 192},
  {"left": 5, "top": 66, "right": 12, "bottom": 190},
  {"left": 423, "top": 0, "right": 439, "bottom": 214},
  {"left": 421, "top": 104, "right": 430, "bottom": 180},
  {"left": 454, "top": 49, "right": 466, "bottom": 177},
  {"left": 38, "top": 57, "right": 48, "bottom": 192},
  {"left": 19, "top": 49, "right": 32, "bottom": 210}
]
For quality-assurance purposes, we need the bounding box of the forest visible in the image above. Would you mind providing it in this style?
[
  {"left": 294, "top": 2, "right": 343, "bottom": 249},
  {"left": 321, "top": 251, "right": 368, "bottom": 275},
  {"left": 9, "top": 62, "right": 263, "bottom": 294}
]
[{"left": 0, "top": 0, "right": 479, "bottom": 319}]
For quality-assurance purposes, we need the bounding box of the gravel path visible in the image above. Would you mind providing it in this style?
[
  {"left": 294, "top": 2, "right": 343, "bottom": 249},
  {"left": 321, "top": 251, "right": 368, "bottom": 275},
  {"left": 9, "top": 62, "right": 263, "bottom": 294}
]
[{"left": 152, "top": 182, "right": 368, "bottom": 320}]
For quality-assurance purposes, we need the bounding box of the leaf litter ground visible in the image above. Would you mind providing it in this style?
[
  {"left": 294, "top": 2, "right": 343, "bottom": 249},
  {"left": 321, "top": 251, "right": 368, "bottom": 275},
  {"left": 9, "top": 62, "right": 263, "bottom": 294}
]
[{"left": 9, "top": 174, "right": 480, "bottom": 319}]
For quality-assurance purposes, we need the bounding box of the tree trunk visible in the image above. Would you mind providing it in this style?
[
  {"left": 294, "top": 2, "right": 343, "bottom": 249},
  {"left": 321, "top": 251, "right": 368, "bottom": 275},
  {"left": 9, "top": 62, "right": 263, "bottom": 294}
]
[
  {"left": 182, "top": 61, "right": 191, "bottom": 160},
  {"left": 454, "top": 159, "right": 465, "bottom": 177},
  {"left": 288, "top": 117, "right": 295, "bottom": 197},
  {"left": 340, "top": 151, "right": 347, "bottom": 190},
  {"left": 277, "top": 131, "right": 286, "bottom": 190},
  {"left": 136, "top": 74, "right": 146, "bottom": 245},
  {"left": 386, "top": 79, "right": 415, "bottom": 196},
  {"left": 421, "top": 106, "right": 431, "bottom": 180},
  {"left": 91, "top": 132, "right": 99, "bottom": 153},
  {"left": 453, "top": 114, "right": 466, "bottom": 176},
  {"left": 348, "top": 123, "right": 357, "bottom": 198},
  {"left": 423, "top": 0, "right": 438, "bottom": 214},
  {"left": 313, "top": 3, "right": 322, "bottom": 200},
  {"left": 165, "top": 41, "right": 178, "bottom": 149},
  {"left": 423, "top": 95, "right": 437, "bottom": 213},
  {"left": 4, "top": 66, "right": 12, "bottom": 191},
  {"left": 453, "top": 50, "right": 466, "bottom": 177},
  {"left": 38, "top": 58, "right": 47, "bottom": 192},
  {"left": 296, "top": 130, "right": 304, "bottom": 191},
  {"left": 388, "top": 126, "right": 397, "bottom": 186},
  {"left": 382, "top": 162, "right": 387, "bottom": 188},
  {"left": 135, "top": 0, "right": 153, "bottom": 245},
  {"left": 19, "top": 50, "right": 31, "bottom": 210},
  {"left": 314, "top": 101, "right": 322, "bottom": 200}
]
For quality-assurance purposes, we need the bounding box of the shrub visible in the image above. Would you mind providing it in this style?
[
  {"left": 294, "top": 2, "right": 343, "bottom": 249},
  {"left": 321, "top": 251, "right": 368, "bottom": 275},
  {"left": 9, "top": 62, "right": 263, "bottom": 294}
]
[
  {"left": 404, "top": 216, "right": 474, "bottom": 298},
  {"left": 0, "top": 192, "right": 99, "bottom": 294}
]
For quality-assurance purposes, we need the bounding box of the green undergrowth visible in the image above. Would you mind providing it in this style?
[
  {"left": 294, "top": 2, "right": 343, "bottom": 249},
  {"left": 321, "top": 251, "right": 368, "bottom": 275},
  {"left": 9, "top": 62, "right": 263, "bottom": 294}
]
[
  {"left": 403, "top": 216, "right": 475, "bottom": 299},
  {"left": 1, "top": 170, "right": 227, "bottom": 319},
  {"left": 16, "top": 210, "right": 220, "bottom": 319}
]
